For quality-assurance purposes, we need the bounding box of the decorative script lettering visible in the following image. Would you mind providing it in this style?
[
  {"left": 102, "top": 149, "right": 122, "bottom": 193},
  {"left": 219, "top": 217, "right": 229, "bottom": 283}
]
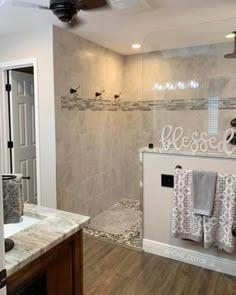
[{"left": 160, "top": 125, "right": 236, "bottom": 156}]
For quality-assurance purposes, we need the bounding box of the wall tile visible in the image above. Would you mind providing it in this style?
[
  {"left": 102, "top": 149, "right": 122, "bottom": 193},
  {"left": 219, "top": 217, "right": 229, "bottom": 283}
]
[{"left": 55, "top": 28, "right": 236, "bottom": 216}]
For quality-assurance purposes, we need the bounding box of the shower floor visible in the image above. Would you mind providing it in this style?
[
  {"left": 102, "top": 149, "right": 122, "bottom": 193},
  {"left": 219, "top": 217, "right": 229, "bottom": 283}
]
[{"left": 84, "top": 199, "right": 142, "bottom": 250}]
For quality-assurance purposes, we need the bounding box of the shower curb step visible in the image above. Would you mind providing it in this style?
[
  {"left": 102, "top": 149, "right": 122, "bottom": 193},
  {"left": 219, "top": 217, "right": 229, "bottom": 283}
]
[{"left": 83, "top": 232, "right": 143, "bottom": 253}]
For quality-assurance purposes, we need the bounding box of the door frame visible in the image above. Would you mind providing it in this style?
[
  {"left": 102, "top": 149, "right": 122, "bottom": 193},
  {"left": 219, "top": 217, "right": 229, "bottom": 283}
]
[
  {"left": 0, "top": 58, "right": 41, "bottom": 205},
  {"left": 0, "top": 139, "right": 6, "bottom": 295}
]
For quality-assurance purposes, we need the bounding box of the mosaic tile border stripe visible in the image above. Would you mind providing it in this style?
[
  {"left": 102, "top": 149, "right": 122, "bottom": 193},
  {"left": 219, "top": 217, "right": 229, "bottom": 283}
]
[{"left": 61, "top": 96, "right": 236, "bottom": 111}]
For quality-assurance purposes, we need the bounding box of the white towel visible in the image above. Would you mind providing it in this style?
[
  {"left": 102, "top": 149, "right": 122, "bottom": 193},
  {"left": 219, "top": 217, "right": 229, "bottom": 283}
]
[
  {"left": 172, "top": 169, "right": 203, "bottom": 242},
  {"left": 203, "top": 174, "right": 236, "bottom": 253}
]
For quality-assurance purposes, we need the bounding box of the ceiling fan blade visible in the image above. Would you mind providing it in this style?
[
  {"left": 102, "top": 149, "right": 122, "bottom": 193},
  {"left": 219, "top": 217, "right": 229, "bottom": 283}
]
[
  {"left": 12, "top": 0, "right": 49, "bottom": 9},
  {"left": 76, "top": 0, "right": 109, "bottom": 10}
]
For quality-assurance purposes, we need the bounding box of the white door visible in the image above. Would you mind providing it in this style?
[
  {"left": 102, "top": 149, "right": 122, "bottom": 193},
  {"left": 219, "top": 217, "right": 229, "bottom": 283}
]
[
  {"left": 0, "top": 151, "right": 7, "bottom": 295},
  {"left": 10, "top": 70, "right": 37, "bottom": 204}
]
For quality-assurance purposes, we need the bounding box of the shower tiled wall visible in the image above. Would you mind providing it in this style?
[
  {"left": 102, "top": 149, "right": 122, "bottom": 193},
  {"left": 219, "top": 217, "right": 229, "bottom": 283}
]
[
  {"left": 54, "top": 26, "right": 236, "bottom": 217},
  {"left": 53, "top": 26, "right": 126, "bottom": 217}
]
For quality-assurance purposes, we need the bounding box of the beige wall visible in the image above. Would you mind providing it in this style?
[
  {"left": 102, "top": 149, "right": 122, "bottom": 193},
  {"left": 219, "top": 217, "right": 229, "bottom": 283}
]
[
  {"left": 54, "top": 26, "right": 127, "bottom": 217},
  {"left": 123, "top": 54, "right": 143, "bottom": 100},
  {"left": 53, "top": 26, "right": 124, "bottom": 102},
  {"left": 0, "top": 25, "right": 57, "bottom": 209}
]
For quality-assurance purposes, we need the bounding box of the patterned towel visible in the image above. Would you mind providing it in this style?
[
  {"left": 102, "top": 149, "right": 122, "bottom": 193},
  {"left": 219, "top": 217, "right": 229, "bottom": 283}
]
[
  {"left": 2, "top": 174, "right": 24, "bottom": 224},
  {"left": 172, "top": 169, "right": 203, "bottom": 242},
  {"left": 203, "top": 174, "right": 236, "bottom": 253}
]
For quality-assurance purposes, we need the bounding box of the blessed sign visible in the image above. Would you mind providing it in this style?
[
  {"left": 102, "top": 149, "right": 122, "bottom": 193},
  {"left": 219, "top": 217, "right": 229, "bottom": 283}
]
[{"left": 160, "top": 125, "right": 236, "bottom": 156}]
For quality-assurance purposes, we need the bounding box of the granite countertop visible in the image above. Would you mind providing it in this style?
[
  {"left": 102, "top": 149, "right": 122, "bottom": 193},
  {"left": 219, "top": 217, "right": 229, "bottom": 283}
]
[
  {"left": 5, "top": 204, "right": 90, "bottom": 277},
  {"left": 139, "top": 147, "right": 236, "bottom": 160}
]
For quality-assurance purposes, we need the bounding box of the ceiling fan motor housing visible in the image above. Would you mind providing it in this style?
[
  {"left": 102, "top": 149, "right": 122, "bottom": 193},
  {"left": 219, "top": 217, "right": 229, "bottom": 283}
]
[{"left": 50, "top": 0, "right": 78, "bottom": 22}]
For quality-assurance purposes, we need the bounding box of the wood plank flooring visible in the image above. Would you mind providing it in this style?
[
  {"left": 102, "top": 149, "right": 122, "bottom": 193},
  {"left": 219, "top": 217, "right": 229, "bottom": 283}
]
[{"left": 83, "top": 236, "right": 236, "bottom": 295}]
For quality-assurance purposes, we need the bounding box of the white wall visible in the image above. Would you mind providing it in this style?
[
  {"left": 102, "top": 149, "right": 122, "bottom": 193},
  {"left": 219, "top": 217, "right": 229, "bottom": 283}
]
[
  {"left": 0, "top": 25, "right": 56, "bottom": 208},
  {"left": 143, "top": 151, "right": 236, "bottom": 275}
]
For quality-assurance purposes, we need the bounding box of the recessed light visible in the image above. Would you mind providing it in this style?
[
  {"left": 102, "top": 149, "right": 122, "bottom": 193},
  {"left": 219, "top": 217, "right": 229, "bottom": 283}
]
[
  {"left": 132, "top": 44, "right": 141, "bottom": 49},
  {"left": 225, "top": 32, "right": 236, "bottom": 39}
]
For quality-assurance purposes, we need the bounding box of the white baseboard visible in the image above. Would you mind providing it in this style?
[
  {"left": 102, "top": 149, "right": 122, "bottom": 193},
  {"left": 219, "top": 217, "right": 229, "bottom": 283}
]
[{"left": 143, "top": 239, "right": 236, "bottom": 276}]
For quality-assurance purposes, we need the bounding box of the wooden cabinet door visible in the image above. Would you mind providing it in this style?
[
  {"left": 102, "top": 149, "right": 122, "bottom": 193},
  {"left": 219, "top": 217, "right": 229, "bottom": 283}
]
[{"left": 47, "top": 246, "right": 73, "bottom": 295}]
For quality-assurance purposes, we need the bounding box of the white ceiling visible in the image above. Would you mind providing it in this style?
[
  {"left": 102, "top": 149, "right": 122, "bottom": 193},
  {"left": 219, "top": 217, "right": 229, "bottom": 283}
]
[{"left": 1, "top": 0, "right": 236, "bottom": 55}]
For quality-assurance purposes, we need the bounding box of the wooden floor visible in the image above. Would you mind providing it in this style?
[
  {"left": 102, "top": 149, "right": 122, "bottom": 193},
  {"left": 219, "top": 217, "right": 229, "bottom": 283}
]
[{"left": 83, "top": 236, "right": 236, "bottom": 295}]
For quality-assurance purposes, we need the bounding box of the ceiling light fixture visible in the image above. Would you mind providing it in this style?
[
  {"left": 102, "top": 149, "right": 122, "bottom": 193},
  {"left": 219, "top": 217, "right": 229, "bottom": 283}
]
[
  {"left": 225, "top": 32, "right": 236, "bottom": 39},
  {"left": 132, "top": 44, "right": 141, "bottom": 49}
]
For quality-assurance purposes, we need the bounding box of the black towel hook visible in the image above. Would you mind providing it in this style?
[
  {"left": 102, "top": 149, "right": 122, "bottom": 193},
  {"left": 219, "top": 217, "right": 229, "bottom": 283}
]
[{"left": 175, "top": 165, "right": 183, "bottom": 169}]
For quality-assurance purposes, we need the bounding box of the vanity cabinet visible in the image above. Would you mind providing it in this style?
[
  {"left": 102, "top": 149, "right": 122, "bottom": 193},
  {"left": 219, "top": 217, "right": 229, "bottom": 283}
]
[
  {"left": 14, "top": 274, "right": 47, "bottom": 295},
  {"left": 7, "top": 231, "right": 83, "bottom": 295}
]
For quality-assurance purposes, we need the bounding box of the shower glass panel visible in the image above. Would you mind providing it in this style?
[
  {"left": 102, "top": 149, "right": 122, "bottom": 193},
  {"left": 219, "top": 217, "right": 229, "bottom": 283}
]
[{"left": 142, "top": 18, "right": 236, "bottom": 151}]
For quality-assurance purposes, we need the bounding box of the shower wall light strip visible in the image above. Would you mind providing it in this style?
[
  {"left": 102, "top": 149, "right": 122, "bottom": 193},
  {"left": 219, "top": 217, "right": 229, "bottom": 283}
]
[{"left": 61, "top": 96, "right": 236, "bottom": 112}]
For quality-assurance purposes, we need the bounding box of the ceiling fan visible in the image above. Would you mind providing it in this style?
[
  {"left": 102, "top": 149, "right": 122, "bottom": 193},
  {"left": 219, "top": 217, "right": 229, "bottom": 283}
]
[
  {"left": 12, "top": 0, "right": 110, "bottom": 27},
  {"left": 12, "top": 0, "right": 157, "bottom": 27}
]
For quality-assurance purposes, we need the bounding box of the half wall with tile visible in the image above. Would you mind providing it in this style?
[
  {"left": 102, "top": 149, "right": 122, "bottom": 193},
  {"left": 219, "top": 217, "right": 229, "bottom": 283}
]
[{"left": 142, "top": 151, "right": 236, "bottom": 276}]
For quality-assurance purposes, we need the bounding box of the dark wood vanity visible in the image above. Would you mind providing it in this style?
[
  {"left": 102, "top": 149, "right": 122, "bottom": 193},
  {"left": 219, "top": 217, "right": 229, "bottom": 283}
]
[{"left": 7, "top": 231, "right": 83, "bottom": 295}]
